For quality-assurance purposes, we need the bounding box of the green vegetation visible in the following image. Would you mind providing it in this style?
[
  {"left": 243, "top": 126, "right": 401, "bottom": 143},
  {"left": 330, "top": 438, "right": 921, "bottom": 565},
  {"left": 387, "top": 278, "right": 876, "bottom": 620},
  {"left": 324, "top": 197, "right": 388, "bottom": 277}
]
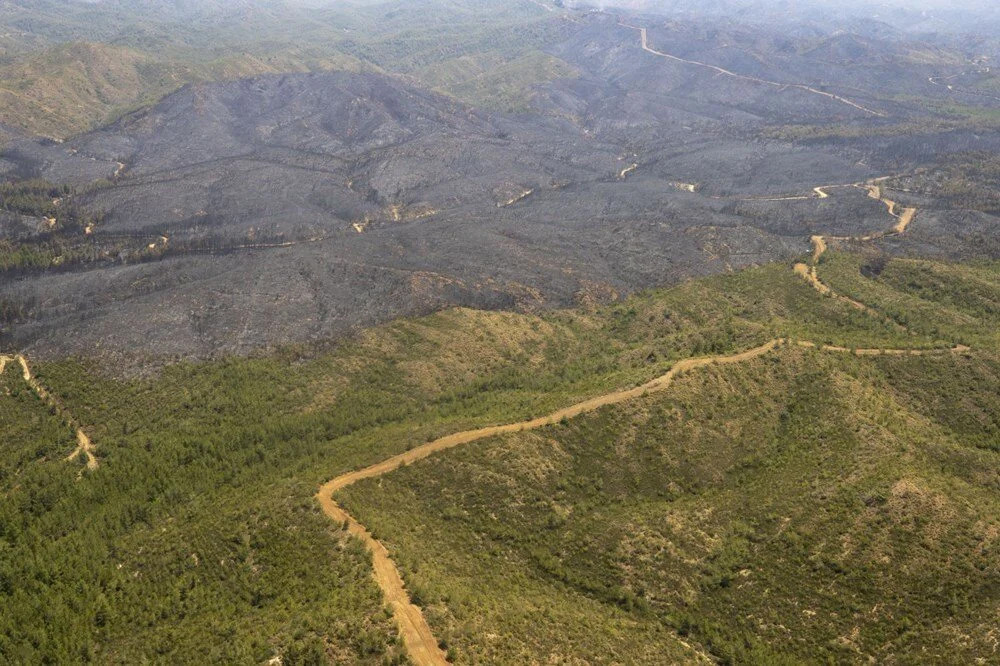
[
  {"left": 0, "top": 356, "right": 406, "bottom": 664},
  {"left": 0, "top": 41, "right": 369, "bottom": 139},
  {"left": 0, "top": 296, "right": 33, "bottom": 326},
  {"left": 819, "top": 252, "right": 1000, "bottom": 348},
  {"left": 340, "top": 347, "right": 999, "bottom": 664},
  {"left": 0, "top": 0, "right": 575, "bottom": 137},
  {"left": 2, "top": 255, "right": 998, "bottom": 662},
  {"left": 764, "top": 100, "right": 1000, "bottom": 142},
  {"left": 0, "top": 179, "right": 120, "bottom": 273},
  {"left": 0, "top": 179, "right": 69, "bottom": 218}
]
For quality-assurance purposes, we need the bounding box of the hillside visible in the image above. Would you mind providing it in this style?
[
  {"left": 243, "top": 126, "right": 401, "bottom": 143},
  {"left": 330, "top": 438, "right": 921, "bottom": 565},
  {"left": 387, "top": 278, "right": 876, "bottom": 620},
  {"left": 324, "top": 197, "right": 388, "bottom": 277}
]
[
  {"left": 0, "top": 41, "right": 369, "bottom": 139},
  {"left": 0, "top": 0, "right": 575, "bottom": 138},
  {"left": 0, "top": 43, "right": 173, "bottom": 139},
  {"left": 331, "top": 255, "right": 1000, "bottom": 664},
  {"left": 3, "top": 2, "right": 1000, "bottom": 665},
  {"left": 340, "top": 344, "right": 999, "bottom": 663},
  {"left": 2, "top": 253, "right": 998, "bottom": 663}
]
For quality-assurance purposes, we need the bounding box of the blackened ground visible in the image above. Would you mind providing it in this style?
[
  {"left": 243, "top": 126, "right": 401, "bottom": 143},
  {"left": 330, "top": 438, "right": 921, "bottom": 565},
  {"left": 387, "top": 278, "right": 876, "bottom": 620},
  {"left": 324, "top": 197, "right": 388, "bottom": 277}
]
[{"left": 2, "top": 12, "right": 999, "bottom": 364}]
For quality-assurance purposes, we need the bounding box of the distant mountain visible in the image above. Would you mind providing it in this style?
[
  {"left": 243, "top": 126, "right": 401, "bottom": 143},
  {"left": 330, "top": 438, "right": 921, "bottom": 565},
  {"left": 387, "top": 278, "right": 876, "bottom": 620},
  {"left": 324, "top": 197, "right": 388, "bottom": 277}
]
[
  {"left": 0, "top": 40, "right": 370, "bottom": 139},
  {"left": 565, "top": 0, "right": 1000, "bottom": 36},
  {"left": 0, "top": 43, "right": 169, "bottom": 139},
  {"left": 0, "top": 0, "right": 574, "bottom": 138}
]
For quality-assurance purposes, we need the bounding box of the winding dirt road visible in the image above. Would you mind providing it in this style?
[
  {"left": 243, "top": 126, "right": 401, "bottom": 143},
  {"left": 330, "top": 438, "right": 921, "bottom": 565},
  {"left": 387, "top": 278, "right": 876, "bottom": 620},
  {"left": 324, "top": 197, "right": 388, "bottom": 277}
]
[
  {"left": 928, "top": 71, "right": 1000, "bottom": 103},
  {"left": 860, "top": 181, "right": 916, "bottom": 234},
  {"left": 619, "top": 163, "right": 639, "bottom": 180},
  {"left": 302, "top": 22, "right": 938, "bottom": 659},
  {"left": 312, "top": 167, "right": 940, "bottom": 666},
  {"left": 316, "top": 336, "right": 967, "bottom": 664},
  {"left": 1, "top": 354, "right": 97, "bottom": 470},
  {"left": 619, "top": 22, "right": 886, "bottom": 117},
  {"left": 742, "top": 185, "right": 841, "bottom": 202},
  {"left": 789, "top": 176, "right": 916, "bottom": 313}
]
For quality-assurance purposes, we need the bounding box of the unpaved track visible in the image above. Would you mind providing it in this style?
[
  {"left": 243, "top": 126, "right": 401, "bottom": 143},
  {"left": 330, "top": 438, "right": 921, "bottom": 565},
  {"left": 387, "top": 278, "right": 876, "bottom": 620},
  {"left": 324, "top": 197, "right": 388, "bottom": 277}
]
[
  {"left": 619, "top": 22, "right": 886, "bottom": 117},
  {"left": 316, "top": 487, "right": 451, "bottom": 665},
  {"left": 859, "top": 181, "right": 916, "bottom": 233},
  {"left": 498, "top": 188, "right": 534, "bottom": 208},
  {"left": 792, "top": 177, "right": 917, "bottom": 314},
  {"left": 928, "top": 72, "right": 1000, "bottom": 102},
  {"left": 738, "top": 185, "right": 839, "bottom": 202},
  {"left": 619, "top": 163, "right": 638, "bottom": 180},
  {"left": 703, "top": 174, "right": 914, "bottom": 310},
  {"left": 1, "top": 354, "right": 97, "bottom": 471},
  {"left": 316, "top": 337, "right": 967, "bottom": 664}
]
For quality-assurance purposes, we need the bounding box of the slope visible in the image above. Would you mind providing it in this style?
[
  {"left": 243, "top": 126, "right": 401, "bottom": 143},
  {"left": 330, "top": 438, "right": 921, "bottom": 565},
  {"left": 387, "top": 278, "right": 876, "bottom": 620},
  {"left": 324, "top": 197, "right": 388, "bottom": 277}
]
[
  {"left": 0, "top": 41, "right": 368, "bottom": 139},
  {"left": 0, "top": 253, "right": 978, "bottom": 663},
  {"left": 328, "top": 257, "right": 999, "bottom": 664},
  {"left": 338, "top": 343, "right": 999, "bottom": 663}
]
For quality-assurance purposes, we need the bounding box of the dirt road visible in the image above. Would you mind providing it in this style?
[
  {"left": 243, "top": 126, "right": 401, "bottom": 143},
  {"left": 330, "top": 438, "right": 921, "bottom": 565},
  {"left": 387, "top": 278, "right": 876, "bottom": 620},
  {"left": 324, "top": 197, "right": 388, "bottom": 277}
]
[
  {"left": 794, "top": 177, "right": 917, "bottom": 307},
  {"left": 316, "top": 336, "right": 967, "bottom": 664},
  {"left": 498, "top": 188, "right": 534, "bottom": 208},
  {"left": 743, "top": 185, "right": 841, "bottom": 203},
  {"left": 619, "top": 163, "right": 638, "bottom": 179},
  {"left": 620, "top": 22, "right": 886, "bottom": 117},
  {"left": 928, "top": 71, "right": 1000, "bottom": 102},
  {"left": 1, "top": 354, "right": 97, "bottom": 470}
]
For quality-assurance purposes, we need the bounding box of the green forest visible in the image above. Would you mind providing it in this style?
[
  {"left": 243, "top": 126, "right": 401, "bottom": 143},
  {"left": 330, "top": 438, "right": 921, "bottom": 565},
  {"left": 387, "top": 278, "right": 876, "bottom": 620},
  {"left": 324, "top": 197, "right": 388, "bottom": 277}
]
[{"left": 1, "top": 253, "right": 998, "bottom": 663}]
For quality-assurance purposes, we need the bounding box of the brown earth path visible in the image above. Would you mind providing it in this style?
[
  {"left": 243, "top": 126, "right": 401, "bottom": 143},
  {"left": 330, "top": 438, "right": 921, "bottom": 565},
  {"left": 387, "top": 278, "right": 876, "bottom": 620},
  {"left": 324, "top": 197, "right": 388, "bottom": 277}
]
[
  {"left": 0, "top": 353, "right": 97, "bottom": 471},
  {"left": 792, "top": 177, "right": 917, "bottom": 314},
  {"left": 619, "top": 22, "right": 886, "bottom": 117},
  {"left": 676, "top": 174, "right": 914, "bottom": 316},
  {"left": 316, "top": 337, "right": 968, "bottom": 665},
  {"left": 739, "top": 184, "right": 841, "bottom": 202},
  {"left": 928, "top": 72, "right": 1000, "bottom": 103}
]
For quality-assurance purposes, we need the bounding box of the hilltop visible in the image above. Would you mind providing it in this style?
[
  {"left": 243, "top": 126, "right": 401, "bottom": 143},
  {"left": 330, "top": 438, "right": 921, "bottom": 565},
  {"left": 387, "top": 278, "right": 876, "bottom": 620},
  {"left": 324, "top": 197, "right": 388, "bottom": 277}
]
[
  {"left": 0, "top": 41, "right": 368, "bottom": 139},
  {"left": 1, "top": 253, "right": 997, "bottom": 662}
]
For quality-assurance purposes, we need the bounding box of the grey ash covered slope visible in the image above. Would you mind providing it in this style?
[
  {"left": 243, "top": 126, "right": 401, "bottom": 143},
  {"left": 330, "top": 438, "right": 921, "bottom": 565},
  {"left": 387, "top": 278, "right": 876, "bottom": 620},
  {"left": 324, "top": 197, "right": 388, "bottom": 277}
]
[
  {"left": 4, "top": 12, "right": 1000, "bottom": 361},
  {"left": 22, "top": 71, "right": 621, "bottom": 234},
  {"left": 0, "top": 70, "right": 942, "bottom": 360}
]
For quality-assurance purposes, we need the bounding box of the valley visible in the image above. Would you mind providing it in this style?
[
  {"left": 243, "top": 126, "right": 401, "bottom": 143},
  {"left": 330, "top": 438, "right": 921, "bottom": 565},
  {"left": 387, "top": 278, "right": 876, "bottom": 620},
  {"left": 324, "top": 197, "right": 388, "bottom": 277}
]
[{"left": 1, "top": 1, "right": 999, "bottom": 664}]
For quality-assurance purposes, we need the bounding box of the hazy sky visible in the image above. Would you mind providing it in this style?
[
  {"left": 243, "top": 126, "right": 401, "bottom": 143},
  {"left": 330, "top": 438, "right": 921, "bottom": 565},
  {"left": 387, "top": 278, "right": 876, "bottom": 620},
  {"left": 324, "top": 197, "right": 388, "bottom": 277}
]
[{"left": 573, "top": 0, "right": 995, "bottom": 10}]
